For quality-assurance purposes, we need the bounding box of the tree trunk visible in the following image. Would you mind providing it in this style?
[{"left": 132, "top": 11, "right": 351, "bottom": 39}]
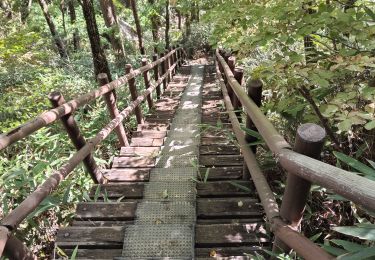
[
  {"left": 0, "top": 0, "right": 12, "bottom": 19},
  {"left": 37, "top": 0, "right": 68, "bottom": 59},
  {"left": 148, "top": 0, "right": 160, "bottom": 53},
  {"left": 120, "top": 0, "right": 130, "bottom": 8},
  {"left": 20, "top": 0, "right": 32, "bottom": 22},
  {"left": 185, "top": 14, "right": 191, "bottom": 38},
  {"left": 177, "top": 9, "right": 181, "bottom": 29},
  {"left": 68, "top": 0, "right": 80, "bottom": 51},
  {"left": 130, "top": 0, "right": 145, "bottom": 55},
  {"left": 99, "top": 0, "right": 123, "bottom": 57},
  {"left": 81, "top": 0, "right": 112, "bottom": 81},
  {"left": 165, "top": 0, "right": 170, "bottom": 49},
  {"left": 60, "top": 1, "right": 67, "bottom": 35}
]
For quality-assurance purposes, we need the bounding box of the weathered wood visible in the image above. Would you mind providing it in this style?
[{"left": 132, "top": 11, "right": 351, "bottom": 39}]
[
  {"left": 72, "top": 220, "right": 132, "bottom": 227},
  {"left": 152, "top": 53, "right": 161, "bottom": 99},
  {"left": 103, "top": 168, "right": 150, "bottom": 182},
  {"left": 195, "top": 247, "right": 265, "bottom": 258},
  {"left": 125, "top": 64, "right": 144, "bottom": 124},
  {"left": 201, "top": 137, "right": 235, "bottom": 146},
  {"left": 197, "top": 181, "right": 255, "bottom": 197},
  {"left": 112, "top": 156, "right": 156, "bottom": 168},
  {"left": 141, "top": 58, "right": 154, "bottom": 109},
  {"left": 137, "top": 123, "right": 169, "bottom": 131},
  {"left": 75, "top": 202, "right": 137, "bottom": 221},
  {"left": 60, "top": 249, "right": 121, "bottom": 259},
  {"left": 98, "top": 73, "right": 129, "bottom": 147},
  {"left": 130, "top": 137, "right": 164, "bottom": 147},
  {"left": 196, "top": 223, "right": 269, "bottom": 247},
  {"left": 197, "top": 198, "right": 262, "bottom": 219},
  {"left": 120, "top": 146, "right": 160, "bottom": 156},
  {"left": 199, "top": 145, "right": 239, "bottom": 155},
  {"left": 89, "top": 183, "right": 144, "bottom": 199},
  {"left": 131, "top": 131, "right": 167, "bottom": 139},
  {"left": 48, "top": 92, "right": 102, "bottom": 184},
  {"left": 200, "top": 155, "right": 243, "bottom": 166},
  {"left": 199, "top": 167, "right": 243, "bottom": 180},
  {"left": 56, "top": 226, "right": 124, "bottom": 248}
]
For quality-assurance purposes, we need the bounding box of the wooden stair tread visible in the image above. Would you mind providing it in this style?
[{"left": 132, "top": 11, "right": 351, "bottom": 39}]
[
  {"left": 112, "top": 156, "right": 156, "bottom": 168},
  {"left": 120, "top": 146, "right": 160, "bottom": 156}
]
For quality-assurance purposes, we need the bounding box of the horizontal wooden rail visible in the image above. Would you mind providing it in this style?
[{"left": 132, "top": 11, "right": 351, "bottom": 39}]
[
  {"left": 0, "top": 49, "right": 179, "bottom": 151},
  {"left": 216, "top": 49, "right": 375, "bottom": 213},
  {"left": 217, "top": 63, "right": 333, "bottom": 260},
  {"left": 0, "top": 54, "right": 180, "bottom": 258}
]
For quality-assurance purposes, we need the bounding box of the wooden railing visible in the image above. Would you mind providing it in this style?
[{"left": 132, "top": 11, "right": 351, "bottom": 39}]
[
  {"left": 0, "top": 46, "right": 185, "bottom": 259},
  {"left": 216, "top": 49, "right": 375, "bottom": 260}
]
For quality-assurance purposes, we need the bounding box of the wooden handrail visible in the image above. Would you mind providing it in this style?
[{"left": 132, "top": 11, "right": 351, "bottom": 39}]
[
  {"left": 0, "top": 49, "right": 179, "bottom": 151},
  {"left": 216, "top": 49, "right": 375, "bottom": 213},
  {"left": 0, "top": 51, "right": 181, "bottom": 258},
  {"left": 217, "top": 62, "right": 333, "bottom": 260}
]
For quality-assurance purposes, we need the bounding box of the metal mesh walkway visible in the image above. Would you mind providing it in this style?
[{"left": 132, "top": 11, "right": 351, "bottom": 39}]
[{"left": 118, "top": 65, "right": 204, "bottom": 259}]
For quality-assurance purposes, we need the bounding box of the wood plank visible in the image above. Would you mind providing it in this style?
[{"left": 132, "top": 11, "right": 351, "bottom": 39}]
[
  {"left": 56, "top": 226, "right": 124, "bottom": 248},
  {"left": 131, "top": 130, "right": 167, "bottom": 139},
  {"left": 200, "top": 155, "right": 243, "bottom": 166},
  {"left": 195, "top": 246, "right": 265, "bottom": 259},
  {"left": 91, "top": 181, "right": 254, "bottom": 199},
  {"left": 197, "top": 181, "right": 255, "bottom": 197},
  {"left": 89, "top": 183, "right": 144, "bottom": 199},
  {"left": 112, "top": 156, "right": 155, "bottom": 168},
  {"left": 130, "top": 137, "right": 164, "bottom": 147},
  {"left": 197, "top": 198, "right": 262, "bottom": 219},
  {"left": 199, "top": 145, "right": 240, "bottom": 155},
  {"left": 137, "top": 123, "right": 169, "bottom": 131},
  {"left": 75, "top": 202, "right": 137, "bottom": 221},
  {"left": 195, "top": 223, "right": 268, "bottom": 247},
  {"left": 201, "top": 137, "right": 235, "bottom": 145},
  {"left": 56, "top": 224, "right": 268, "bottom": 249},
  {"left": 120, "top": 147, "right": 160, "bottom": 157},
  {"left": 199, "top": 167, "right": 243, "bottom": 180},
  {"left": 103, "top": 168, "right": 150, "bottom": 182},
  {"left": 72, "top": 220, "right": 133, "bottom": 227},
  {"left": 59, "top": 249, "right": 121, "bottom": 259}
]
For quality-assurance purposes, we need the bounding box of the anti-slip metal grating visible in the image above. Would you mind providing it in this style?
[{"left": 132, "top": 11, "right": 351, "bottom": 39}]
[{"left": 120, "top": 65, "right": 204, "bottom": 259}]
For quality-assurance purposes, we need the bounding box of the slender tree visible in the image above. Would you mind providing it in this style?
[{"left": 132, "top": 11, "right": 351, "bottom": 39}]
[
  {"left": 68, "top": 0, "right": 80, "bottom": 51},
  {"left": 148, "top": 0, "right": 160, "bottom": 53},
  {"left": 81, "top": 0, "right": 112, "bottom": 80},
  {"left": 0, "top": 0, "right": 12, "bottom": 19},
  {"left": 165, "top": 0, "right": 170, "bottom": 49},
  {"left": 99, "top": 0, "right": 123, "bottom": 56},
  {"left": 130, "top": 0, "right": 145, "bottom": 55},
  {"left": 176, "top": 9, "right": 181, "bottom": 30},
  {"left": 37, "top": 0, "right": 68, "bottom": 59}
]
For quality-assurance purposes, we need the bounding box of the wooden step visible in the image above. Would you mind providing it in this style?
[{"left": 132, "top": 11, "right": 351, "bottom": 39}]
[
  {"left": 199, "top": 145, "right": 240, "bottom": 155},
  {"left": 103, "top": 168, "right": 150, "bottom": 182},
  {"left": 89, "top": 181, "right": 255, "bottom": 199},
  {"left": 199, "top": 167, "right": 243, "bottom": 180},
  {"left": 137, "top": 123, "right": 169, "bottom": 131},
  {"left": 56, "top": 223, "right": 268, "bottom": 249},
  {"left": 131, "top": 131, "right": 167, "bottom": 139},
  {"left": 200, "top": 155, "right": 243, "bottom": 166},
  {"left": 112, "top": 156, "right": 156, "bottom": 168},
  {"left": 201, "top": 136, "right": 235, "bottom": 145},
  {"left": 130, "top": 137, "right": 164, "bottom": 147},
  {"left": 120, "top": 147, "right": 160, "bottom": 157}
]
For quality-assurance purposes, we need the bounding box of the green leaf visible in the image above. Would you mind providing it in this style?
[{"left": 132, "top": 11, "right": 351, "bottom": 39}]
[
  {"left": 70, "top": 246, "right": 79, "bottom": 260},
  {"left": 204, "top": 168, "right": 210, "bottom": 183},
  {"left": 321, "top": 245, "right": 347, "bottom": 256},
  {"left": 365, "top": 120, "right": 375, "bottom": 130},
  {"left": 93, "top": 185, "right": 101, "bottom": 202},
  {"left": 240, "top": 126, "right": 262, "bottom": 140},
  {"left": 332, "top": 226, "right": 375, "bottom": 241},
  {"left": 309, "top": 232, "right": 322, "bottom": 242},
  {"left": 333, "top": 151, "right": 375, "bottom": 177},
  {"left": 330, "top": 239, "right": 366, "bottom": 252},
  {"left": 62, "top": 184, "right": 72, "bottom": 204},
  {"left": 364, "top": 6, "right": 375, "bottom": 21},
  {"left": 338, "top": 247, "right": 375, "bottom": 260},
  {"left": 320, "top": 104, "right": 339, "bottom": 117},
  {"left": 229, "top": 181, "right": 251, "bottom": 192}
]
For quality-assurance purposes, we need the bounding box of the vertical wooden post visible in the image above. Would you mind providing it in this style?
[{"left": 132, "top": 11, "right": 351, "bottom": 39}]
[
  {"left": 125, "top": 64, "right": 144, "bottom": 124},
  {"left": 176, "top": 46, "right": 181, "bottom": 67},
  {"left": 172, "top": 45, "right": 177, "bottom": 71},
  {"left": 142, "top": 58, "right": 154, "bottom": 109},
  {"left": 165, "top": 49, "right": 171, "bottom": 85},
  {"left": 227, "top": 56, "right": 236, "bottom": 103},
  {"left": 243, "top": 79, "right": 262, "bottom": 179},
  {"left": 273, "top": 123, "right": 326, "bottom": 254},
  {"left": 152, "top": 53, "right": 161, "bottom": 99},
  {"left": 48, "top": 91, "right": 103, "bottom": 184},
  {"left": 168, "top": 47, "right": 174, "bottom": 77},
  {"left": 233, "top": 68, "right": 244, "bottom": 122},
  {"left": 98, "top": 73, "right": 129, "bottom": 148},
  {"left": 160, "top": 52, "right": 167, "bottom": 91}
]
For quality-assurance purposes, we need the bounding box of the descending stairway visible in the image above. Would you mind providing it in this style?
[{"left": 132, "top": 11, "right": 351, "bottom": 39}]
[{"left": 55, "top": 63, "right": 269, "bottom": 259}]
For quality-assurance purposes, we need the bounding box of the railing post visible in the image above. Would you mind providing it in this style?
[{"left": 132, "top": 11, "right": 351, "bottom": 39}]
[
  {"left": 176, "top": 46, "right": 181, "bottom": 67},
  {"left": 165, "top": 49, "right": 171, "bottom": 85},
  {"left": 152, "top": 53, "right": 161, "bottom": 99},
  {"left": 98, "top": 73, "right": 130, "bottom": 148},
  {"left": 142, "top": 58, "right": 154, "bottom": 109},
  {"left": 243, "top": 79, "right": 263, "bottom": 180},
  {"left": 125, "top": 64, "right": 144, "bottom": 125},
  {"left": 227, "top": 56, "right": 236, "bottom": 103},
  {"left": 172, "top": 45, "right": 177, "bottom": 71},
  {"left": 233, "top": 67, "right": 244, "bottom": 122},
  {"left": 160, "top": 52, "right": 167, "bottom": 91},
  {"left": 273, "top": 123, "right": 326, "bottom": 254},
  {"left": 48, "top": 91, "right": 103, "bottom": 184}
]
